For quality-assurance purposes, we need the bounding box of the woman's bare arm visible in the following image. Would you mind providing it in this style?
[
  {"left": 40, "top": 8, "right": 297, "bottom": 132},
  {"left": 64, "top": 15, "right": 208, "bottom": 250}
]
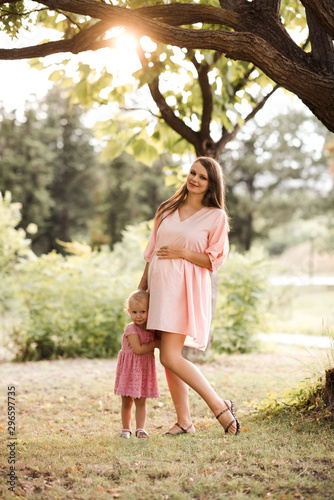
[
  {"left": 155, "top": 246, "right": 212, "bottom": 269},
  {"left": 138, "top": 262, "right": 149, "bottom": 290}
]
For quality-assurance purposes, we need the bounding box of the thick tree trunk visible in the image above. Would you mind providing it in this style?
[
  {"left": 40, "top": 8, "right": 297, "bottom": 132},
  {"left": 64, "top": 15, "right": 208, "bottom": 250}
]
[{"left": 324, "top": 368, "right": 334, "bottom": 414}]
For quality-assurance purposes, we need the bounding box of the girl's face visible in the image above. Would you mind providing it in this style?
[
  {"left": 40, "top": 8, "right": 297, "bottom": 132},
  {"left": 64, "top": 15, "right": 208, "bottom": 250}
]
[
  {"left": 128, "top": 299, "right": 148, "bottom": 327},
  {"left": 186, "top": 161, "right": 209, "bottom": 197}
]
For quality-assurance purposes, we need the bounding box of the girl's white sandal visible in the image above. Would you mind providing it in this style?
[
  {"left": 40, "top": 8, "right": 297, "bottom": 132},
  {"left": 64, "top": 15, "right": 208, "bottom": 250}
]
[
  {"left": 119, "top": 429, "right": 132, "bottom": 438},
  {"left": 135, "top": 428, "right": 148, "bottom": 438}
]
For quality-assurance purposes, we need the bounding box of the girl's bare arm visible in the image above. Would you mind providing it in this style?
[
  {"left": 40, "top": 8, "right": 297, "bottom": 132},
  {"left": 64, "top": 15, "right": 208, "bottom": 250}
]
[{"left": 127, "top": 334, "right": 160, "bottom": 355}]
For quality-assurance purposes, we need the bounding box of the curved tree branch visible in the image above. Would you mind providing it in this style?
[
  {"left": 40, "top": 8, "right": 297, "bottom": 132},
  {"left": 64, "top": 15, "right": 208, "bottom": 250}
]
[
  {"left": 300, "top": 0, "right": 334, "bottom": 38},
  {"left": 216, "top": 84, "right": 280, "bottom": 156},
  {"left": 136, "top": 45, "right": 201, "bottom": 152}
]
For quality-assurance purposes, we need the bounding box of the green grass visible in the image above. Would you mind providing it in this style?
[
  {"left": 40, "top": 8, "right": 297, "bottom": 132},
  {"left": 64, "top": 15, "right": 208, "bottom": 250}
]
[
  {"left": 1, "top": 348, "right": 333, "bottom": 500},
  {"left": 268, "top": 285, "right": 334, "bottom": 335}
]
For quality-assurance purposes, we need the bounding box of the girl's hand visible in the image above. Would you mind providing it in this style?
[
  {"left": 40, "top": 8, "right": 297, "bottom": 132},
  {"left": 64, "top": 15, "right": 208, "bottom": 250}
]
[{"left": 156, "top": 245, "right": 184, "bottom": 259}]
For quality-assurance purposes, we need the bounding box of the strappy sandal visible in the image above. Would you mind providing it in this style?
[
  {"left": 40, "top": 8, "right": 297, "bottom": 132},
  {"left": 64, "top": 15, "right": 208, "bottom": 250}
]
[
  {"left": 165, "top": 423, "right": 195, "bottom": 436},
  {"left": 215, "top": 400, "right": 240, "bottom": 435},
  {"left": 119, "top": 429, "right": 132, "bottom": 438},
  {"left": 136, "top": 428, "right": 149, "bottom": 438}
]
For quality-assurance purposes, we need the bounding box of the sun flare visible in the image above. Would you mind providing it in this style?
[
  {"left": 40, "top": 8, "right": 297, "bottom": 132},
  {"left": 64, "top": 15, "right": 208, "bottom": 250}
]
[{"left": 101, "top": 30, "right": 140, "bottom": 82}]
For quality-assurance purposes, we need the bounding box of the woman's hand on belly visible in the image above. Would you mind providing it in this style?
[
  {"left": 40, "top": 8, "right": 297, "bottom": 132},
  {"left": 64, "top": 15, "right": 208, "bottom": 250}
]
[
  {"left": 156, "top": 246, "right": 211, "bottom": 269},
  {"left": 156, "top": 245, "right": 185, "bottom": 260}
]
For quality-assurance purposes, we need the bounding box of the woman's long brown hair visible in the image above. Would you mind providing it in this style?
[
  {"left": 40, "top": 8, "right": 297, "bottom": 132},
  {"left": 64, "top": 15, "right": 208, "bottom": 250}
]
[{"left": 156, "top": 157, "right": 228, "bottom": 226}]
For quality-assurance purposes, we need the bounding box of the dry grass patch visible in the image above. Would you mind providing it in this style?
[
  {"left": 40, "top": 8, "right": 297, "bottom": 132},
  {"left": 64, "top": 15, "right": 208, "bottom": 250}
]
[{"left": 1, "top": 348, "right": 333, "bottom": 499}]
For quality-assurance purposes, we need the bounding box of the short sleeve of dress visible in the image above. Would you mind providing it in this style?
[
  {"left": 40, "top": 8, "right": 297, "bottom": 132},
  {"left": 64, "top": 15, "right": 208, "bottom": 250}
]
[
  {"left": 204, "top": 210, "right": 229, "bottom": 273},
  {"left": 143, "top": 217, "right": 159, "bottom": 263},
  {"left": 124, "top": 323, "right": 138, "bottom": 337}
]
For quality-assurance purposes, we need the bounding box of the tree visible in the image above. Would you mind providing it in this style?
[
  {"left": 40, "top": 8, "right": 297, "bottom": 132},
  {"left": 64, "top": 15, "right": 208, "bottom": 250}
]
[
  {"left": 0, "top": 105, "right": 56, "bottom": 234},
  {"left": 42, "top": 87, "right": 99, "bottom": 254},
  {"left": 0, "top": 88, "right": 99, "bottom": 254},
  {"left": 223, "top": 110, "right": 333, "bottom": 251},
  {"left": 0, "top": 0, "right": 333, "bottom": 162},
  {"left": 93, "top": 152, "right": 175, "bottom": 248}
]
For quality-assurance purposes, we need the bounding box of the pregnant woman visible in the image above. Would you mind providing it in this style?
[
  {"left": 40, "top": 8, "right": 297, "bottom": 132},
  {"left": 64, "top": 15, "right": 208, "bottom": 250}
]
[{"left": 138, "top": 156, "right": 240, "bottom": 436}]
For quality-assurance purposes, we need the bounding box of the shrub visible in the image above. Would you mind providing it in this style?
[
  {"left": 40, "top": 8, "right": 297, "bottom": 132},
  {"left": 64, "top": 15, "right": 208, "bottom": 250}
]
[
  {"left": 0, "top": 193, "right": 143, "bottom": 361},
  {"left": 13, "top": 250, "right": 136, "bottom": 360},
  {"left": 0, "top": 192, "right": 35, "bottom": 355},
  {"left": 211, "top": 247, "right": 271, "bottom": 354}
]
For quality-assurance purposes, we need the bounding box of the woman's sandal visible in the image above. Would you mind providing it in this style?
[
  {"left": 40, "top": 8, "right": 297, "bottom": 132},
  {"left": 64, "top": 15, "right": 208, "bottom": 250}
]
[
  {"left": 119, "top": 429, "right": 132, "bottom": 438},
  {"left": 136, "top": 428, "right": 149, "bottom": 438},
  {"left": 216, "top": 400, "right": 240, "bottom": 435},
  {"left": 165, "top": 423, "right": 195, "bottom": 436}
]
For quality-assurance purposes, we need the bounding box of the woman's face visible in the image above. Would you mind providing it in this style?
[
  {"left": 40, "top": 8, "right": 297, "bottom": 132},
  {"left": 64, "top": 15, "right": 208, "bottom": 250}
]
[{"left": 186, "top": 161, "right": 209, "bottom": 196}]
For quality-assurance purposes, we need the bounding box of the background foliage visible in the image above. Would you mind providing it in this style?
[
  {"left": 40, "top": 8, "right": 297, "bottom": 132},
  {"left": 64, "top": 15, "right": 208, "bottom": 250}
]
[
  {"left": 0, "top": 194, "right": 270, "bottom": 360},
  {"left": 212, "top": 248, "right": 271, "bottom": 354}
]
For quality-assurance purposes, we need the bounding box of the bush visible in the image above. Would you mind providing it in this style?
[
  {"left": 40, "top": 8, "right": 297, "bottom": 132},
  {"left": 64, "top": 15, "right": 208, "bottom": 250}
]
[
  {"left": 0, "top": 192, "right": 35, "bottom": 355},
  {"left": 211, "top": 247, "right": 271, "bottom": 354},
  {"left": 13, "top": 250, "right": 135, "bottom": 360},
  {"left": 0, "top": 193, "right": 145, "bottom": 361}
]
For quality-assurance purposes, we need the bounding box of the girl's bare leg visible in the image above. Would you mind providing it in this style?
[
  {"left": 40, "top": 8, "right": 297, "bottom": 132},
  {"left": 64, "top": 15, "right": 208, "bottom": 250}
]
[
  {"left": 164, "top": 368, "right": 195, "bottom": 433},
  {"left": 121, "top": 396, "right": 134, "bottom": 430},
  {"left": 134, "top": 397, "right": 147, "bottom": 430},
  {"left": 160, "top": 332, "right": 237, "bottom": 434}
]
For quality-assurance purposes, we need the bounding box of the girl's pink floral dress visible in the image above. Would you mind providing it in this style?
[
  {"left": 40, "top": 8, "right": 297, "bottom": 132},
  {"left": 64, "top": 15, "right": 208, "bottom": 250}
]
[{"left": 114, "top": 323, "right": 160, "bottom": 399}]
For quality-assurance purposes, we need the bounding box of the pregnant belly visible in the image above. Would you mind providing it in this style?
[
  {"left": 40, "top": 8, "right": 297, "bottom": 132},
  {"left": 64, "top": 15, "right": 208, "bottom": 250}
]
[{"left": 149, "top": 256, "right": 184, "bottom": 283}]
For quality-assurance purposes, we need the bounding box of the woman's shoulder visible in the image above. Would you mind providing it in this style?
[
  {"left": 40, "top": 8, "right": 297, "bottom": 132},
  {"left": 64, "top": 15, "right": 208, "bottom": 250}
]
[{"left": 205, "top": 207, "right": 228, "bottom": 220}]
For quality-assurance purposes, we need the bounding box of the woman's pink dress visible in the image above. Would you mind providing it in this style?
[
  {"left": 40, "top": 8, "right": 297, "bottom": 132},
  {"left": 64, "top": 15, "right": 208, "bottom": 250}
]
[
  {"left": 114, "top": 323, "right": 160, "bottom": 399},
  {"left": 144, "top": 207, "right": 229, "bottom": 350}
]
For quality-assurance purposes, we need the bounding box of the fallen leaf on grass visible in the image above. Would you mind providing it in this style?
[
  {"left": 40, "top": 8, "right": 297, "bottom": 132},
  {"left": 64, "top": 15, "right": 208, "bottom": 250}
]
[
  {"left": 107, "top": 488, "right": 121, "bottom": 494},
  {"left": 0, "top": 426, "right": 5, "bottom": 431},
  {"left": 241, "top": 426, "right": 248, "bottom": 432},
  {"left": 97, "top": 484, "right": 104, "bottom": 492}
]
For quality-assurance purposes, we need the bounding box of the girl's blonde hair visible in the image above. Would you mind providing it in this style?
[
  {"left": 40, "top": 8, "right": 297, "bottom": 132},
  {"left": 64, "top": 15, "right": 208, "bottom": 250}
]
[{"left": 126, "top": 290, "right": 149, "bottom": 309}]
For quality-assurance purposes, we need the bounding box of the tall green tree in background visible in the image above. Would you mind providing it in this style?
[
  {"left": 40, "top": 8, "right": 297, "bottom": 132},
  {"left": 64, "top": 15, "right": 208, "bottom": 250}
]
[
  {"left": 93, "top": 153, "right": 174, "bottom": 248},
  {"left": 0, "top": 105, "right": 55, "bottom": 232},
  {"left": 223, "top": 111, "right": 333, "bottom": 252},
  {"left": 0, "top": 88, "right": 99, "bottom": 254},
  {"left": 42, "top": 87, "right": 98, "bottom": 254}
]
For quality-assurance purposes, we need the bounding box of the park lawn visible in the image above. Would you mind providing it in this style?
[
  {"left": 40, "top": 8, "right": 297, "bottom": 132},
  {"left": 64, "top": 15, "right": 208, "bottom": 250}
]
[
  {"left": 1, "top": 346, "right": 333, "bottom": 500},
  {"left": 268, "top": 285, "right": 334, "bottom": 336}
]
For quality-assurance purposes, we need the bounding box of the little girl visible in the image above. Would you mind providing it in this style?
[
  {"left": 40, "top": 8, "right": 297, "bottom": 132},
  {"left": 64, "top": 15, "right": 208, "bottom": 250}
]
[{"left": 114, "top": 290, "right": 160, "bottom": 438}]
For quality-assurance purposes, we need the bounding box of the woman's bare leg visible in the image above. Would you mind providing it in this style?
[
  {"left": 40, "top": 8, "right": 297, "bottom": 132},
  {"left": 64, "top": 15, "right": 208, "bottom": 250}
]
[
  {"left": 164, "top": 367, "right": 195, "bottom": 433},
  {"left": 160, "top": 332, "right": 237, "bottom": 434}
]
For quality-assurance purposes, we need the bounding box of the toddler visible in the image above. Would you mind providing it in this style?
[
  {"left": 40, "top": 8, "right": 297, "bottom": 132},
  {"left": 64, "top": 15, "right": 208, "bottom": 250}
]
[{"left": 114, "top": 290, "right": 160, "bottom": 438}]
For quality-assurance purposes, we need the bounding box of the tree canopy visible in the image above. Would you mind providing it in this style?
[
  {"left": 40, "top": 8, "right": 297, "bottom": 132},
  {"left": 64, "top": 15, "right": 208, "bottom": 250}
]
[{"left": 0, "top": 0, "right": 333, "bottom": 158}]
